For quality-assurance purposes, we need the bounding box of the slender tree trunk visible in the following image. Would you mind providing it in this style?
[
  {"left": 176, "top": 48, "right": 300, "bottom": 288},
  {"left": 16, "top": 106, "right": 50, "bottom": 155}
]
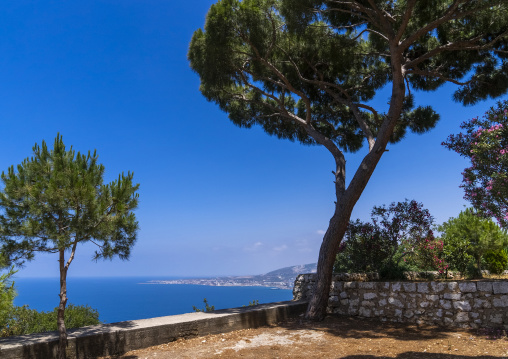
[
  {"left": 305, "top": 44, "right": 407, "bottom": 321},
  {"left": 304, "top": 203, "right": 353, "bottom": 320},
  {"left": 57, "top": 249, "right": 68, "bottom": 359}
]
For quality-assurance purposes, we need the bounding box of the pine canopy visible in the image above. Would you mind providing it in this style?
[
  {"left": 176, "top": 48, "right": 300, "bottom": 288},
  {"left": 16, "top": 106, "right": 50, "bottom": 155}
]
[
  {"left": 0, "top": 134, "right": 139, "bottom": 264},
  {"left": 189, "top": 0, "right": 508, "bottom": 153}
]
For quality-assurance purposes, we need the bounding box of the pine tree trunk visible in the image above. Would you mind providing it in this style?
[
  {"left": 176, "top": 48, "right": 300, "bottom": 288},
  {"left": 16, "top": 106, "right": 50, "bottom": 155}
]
[
  {"left": 305, "top": 203, "right": 351, "bottom": 321},
  {"left": 57, "top": 249, "right": 68, "bottom": 359},
  {"left": 304, "top": 45, "right": 407, "bottom": 321}
]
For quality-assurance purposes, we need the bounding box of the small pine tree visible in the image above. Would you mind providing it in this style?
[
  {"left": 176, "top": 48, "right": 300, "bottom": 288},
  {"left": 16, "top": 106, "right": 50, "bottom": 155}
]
[
  {"left": 0, "top": 134, "right": 139, "bottom": 359},
  {"left": 193, "top": 298, "right": 215, "bottom": 312}
]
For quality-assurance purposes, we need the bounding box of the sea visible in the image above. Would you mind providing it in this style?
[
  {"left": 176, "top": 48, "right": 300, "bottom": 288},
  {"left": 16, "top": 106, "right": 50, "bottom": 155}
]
[{"left": 12, "top": 277, "right": 294, "bottom": 324}]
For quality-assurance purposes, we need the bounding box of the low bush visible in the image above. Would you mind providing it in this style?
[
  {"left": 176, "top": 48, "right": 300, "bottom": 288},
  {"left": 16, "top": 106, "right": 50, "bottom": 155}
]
[
  {"left": 439, "top": 209, "right": 508, "bottom": 277},
  {"left": 483, "top": 249, "right": 508, "bottom": 275},
  {"left": 0, "top": 262, "right": 16, "bottom": 330},
  {"left": 1, "top": 304, "right": 100, "bottom": 337},
  {"left": 334, "top": 200, "right": 439, "bottom": 279}
]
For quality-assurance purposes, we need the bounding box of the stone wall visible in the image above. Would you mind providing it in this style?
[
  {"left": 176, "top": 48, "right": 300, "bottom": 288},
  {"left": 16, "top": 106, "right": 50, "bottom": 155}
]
[
  {"left": 293, "top": 274, "right": 508, "bottom": 329},
  {"left": 0, "top": 300, "right": 307, "bottom": 359}
]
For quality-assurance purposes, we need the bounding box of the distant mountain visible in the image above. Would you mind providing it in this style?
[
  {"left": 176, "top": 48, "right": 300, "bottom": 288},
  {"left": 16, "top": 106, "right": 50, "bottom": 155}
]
[
  {"left": 147, "top": 263, "right": 317, "bottom": 290},
  {"left": 259, "top": 263, "right": 317, "bottom": 283}
]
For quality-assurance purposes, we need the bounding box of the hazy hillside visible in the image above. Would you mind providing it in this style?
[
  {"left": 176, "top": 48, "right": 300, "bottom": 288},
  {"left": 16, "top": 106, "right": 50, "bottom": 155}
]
[{"left": 148, "top": 263, "right": 317, "bottom": 289}]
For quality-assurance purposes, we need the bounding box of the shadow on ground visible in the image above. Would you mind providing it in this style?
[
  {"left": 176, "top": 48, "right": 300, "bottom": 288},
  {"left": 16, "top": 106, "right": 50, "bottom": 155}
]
[
  {"left": 342, "top": 353, "right": 504, "bottom": 359},
  {"left": 278, "top": 314, "right": 486, "bottom": 342}
]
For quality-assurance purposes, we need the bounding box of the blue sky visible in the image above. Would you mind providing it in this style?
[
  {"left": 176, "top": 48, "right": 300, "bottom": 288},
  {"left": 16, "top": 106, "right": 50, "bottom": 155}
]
[{"left": 0, "top": 1, "right": 503, "bottom": 278}]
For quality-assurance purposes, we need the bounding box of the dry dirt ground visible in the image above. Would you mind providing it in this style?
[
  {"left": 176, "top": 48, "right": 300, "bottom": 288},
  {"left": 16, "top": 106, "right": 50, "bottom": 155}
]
[{"left": 101, "top": 315, "right": 508, "bottom": 359}]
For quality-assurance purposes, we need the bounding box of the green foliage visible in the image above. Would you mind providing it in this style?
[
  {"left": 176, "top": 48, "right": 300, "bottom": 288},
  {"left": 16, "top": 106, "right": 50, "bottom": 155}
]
[
  {"left": 334, "top": 200, "right": 437, "bottom": 279},
  {"left": 0, "top": 134, "right": 139, "bottom": 356},
  {"left": 483, "top": 249, "right": 508, "bottom": 275},
  {"left": 443, "top": 101, "right": 508, "bottom": 228},
  {"left": 0, "top": 259, "right": 16, "bottom": 330},
  {"left": 189, "top": 0, "right": 508, "bottom": 152},
  {"left": 243, "top": 300, "right": 259, "bottom": 307},
  {"left": 192, "top": 298, "right": 215, "bottom": 313},
  {"left": 1, "top": 304, "right": 100, "bottom": 337},
  {"left": 0, "top": 134, "right": 140, "bottom": 264},
  {"left": 191, "top": 0, "right": 508, "bottom": 319},
  {"left": 439, "top": 209, "right": 508, "bottom": 277}
]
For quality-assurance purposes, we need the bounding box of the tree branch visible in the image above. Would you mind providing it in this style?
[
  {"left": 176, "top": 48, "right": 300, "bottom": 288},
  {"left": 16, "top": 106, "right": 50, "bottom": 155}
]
[
  {"left": 395, "top": 0, "right": 417, "bottom": 43},
  {"left": 399, "top": 0, "right": 464, "bottom": 50},
  {"left": 406, "top": 68, "right": 474, "bottom": 86},
  {"left": 64, "top": 240, "right": 78, "bottom": 271}
]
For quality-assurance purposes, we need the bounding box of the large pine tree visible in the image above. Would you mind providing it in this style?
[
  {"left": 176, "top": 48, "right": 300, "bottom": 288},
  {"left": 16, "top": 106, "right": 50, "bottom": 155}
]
[
  {"left": 0, "top": 134, "right": 139, "bottom": 359},
  {"left": 188, "top": 0, "right": 508, "bottom": 320}
]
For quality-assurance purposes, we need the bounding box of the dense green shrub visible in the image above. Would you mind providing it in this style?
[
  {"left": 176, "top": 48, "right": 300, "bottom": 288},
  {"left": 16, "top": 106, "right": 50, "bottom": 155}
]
[
  {"left": 334, "top": 200, "right": 438, "bottom": 279},
  {"left": 439, "top": 209, "right": 508, "bottom": 277},
  {"left": 483, "top": 249, "right": 508, "bottom": 275},
  {"left": 1, "top": 304, "right": 100, "bottom": 337}
]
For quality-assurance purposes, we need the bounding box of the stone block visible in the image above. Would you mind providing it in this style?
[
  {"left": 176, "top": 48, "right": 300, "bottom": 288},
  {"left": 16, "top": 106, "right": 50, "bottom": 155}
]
[
  {"left": 439, "top": 300, "right": 452, "bottom": 310},
  {"left": 447, "top": 282, "right": 458, "bottom": 291},
  {"left": 388, "top": 297, "right": 404, "bottom": 308},
  {"left": 458, "top": 282, "right": 477, "bottom": 293},
  {"left": 378, "top": 299, "right": 387, "bottom": 306},
  {"left": 492, "top": 282, "right": 508, "bottom": 294},
  {"left": 473, "top": 299, "right": 491, "bottom": 309},
  {"left": 492, "top": 295, "right": 508, "bottom": 307},
  {"left": 363, "top": 292, "right": 377, "bottom": 300},
  {"left": 490, "top": 313, "right": 503, "bottom": 324},
  {"left": 406, "top": 301, "right": 416, "bottom": 309},
  {"left": 330, "top": 281, "right": 343, "bottom": 294},
  {"left": 426, "top": 295, "right": 439, "bottom": 301},
  {"left": 443, "top": 293, "right": 461, "bottom": 300},
  {"left": 361, "top": 300, "right": 375, "bottom": 307},
  {"left": 340, "top": 299, "right": 349, "bottom": 306},
  {"left": 358, "top": 282, "right": 376, "bottom": 290},
  {"left": 455, "top": 312, "right": 469, "bottom": 322},
  {"left": 453, "top": 301, "right": 471, "bottom": 311},
  {"left": 477, "top": 282, "right": 493, "bottom": 293},
  {"left": 348, "top": 307, "right": 359, "bottom": 315},
  {"left": 344, "top": 281, "right": 357, "bottom": 289},
  {"left": 430, "top": 282, "right": 446, "bottom": 292},
  {"left": 403, "top": 283, "right": 416, "bottom": 292},
  {"left": 394, "top": 309, "right": 402, "bottom": 317},
  {"left": 404, "top": 310, "right": 414, "bottom": 318},
  {"left": 444, "top": 317, "right": 454, "bottom": 326},
  {"left": 359, "top": 307, "right": 372, "bottom": 317},
  {"left": 340, "top": 292, "right": 348, "bottom": 299},
  {"left": 417, "top": 283, "right": 429, "bottom": 293},
  {"left": 391, "top": 282, "right": 402, "bottom": 292},
  {"left": 420, "top": 301, "right": 430, "bottom": 308}
]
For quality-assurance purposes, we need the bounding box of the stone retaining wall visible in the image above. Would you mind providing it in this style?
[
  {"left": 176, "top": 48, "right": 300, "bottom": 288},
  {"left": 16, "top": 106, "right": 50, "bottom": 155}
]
[
  {"left": 0, "top": 300, "right": 307, "bottom": 359},
  {"left": 293, "top": 274, "right": 508, "bottom": 329}
]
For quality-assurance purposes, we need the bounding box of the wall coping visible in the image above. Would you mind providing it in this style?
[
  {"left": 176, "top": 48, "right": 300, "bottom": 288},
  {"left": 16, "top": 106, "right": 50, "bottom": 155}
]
[{"left": 0, "top": 300, "right": 308, "bottom": 359}]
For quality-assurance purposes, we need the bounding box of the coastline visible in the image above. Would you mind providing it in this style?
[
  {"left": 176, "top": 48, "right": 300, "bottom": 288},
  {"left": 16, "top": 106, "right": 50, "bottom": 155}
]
[{"left": 145, "top": 278, "right": 293, "bottom": 290}]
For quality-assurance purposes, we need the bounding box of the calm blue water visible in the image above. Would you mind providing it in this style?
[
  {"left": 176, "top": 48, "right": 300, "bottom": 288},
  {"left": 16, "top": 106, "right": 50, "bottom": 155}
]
[{"left": 12, "top": 277, "right": 293, "bottom": 324}]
